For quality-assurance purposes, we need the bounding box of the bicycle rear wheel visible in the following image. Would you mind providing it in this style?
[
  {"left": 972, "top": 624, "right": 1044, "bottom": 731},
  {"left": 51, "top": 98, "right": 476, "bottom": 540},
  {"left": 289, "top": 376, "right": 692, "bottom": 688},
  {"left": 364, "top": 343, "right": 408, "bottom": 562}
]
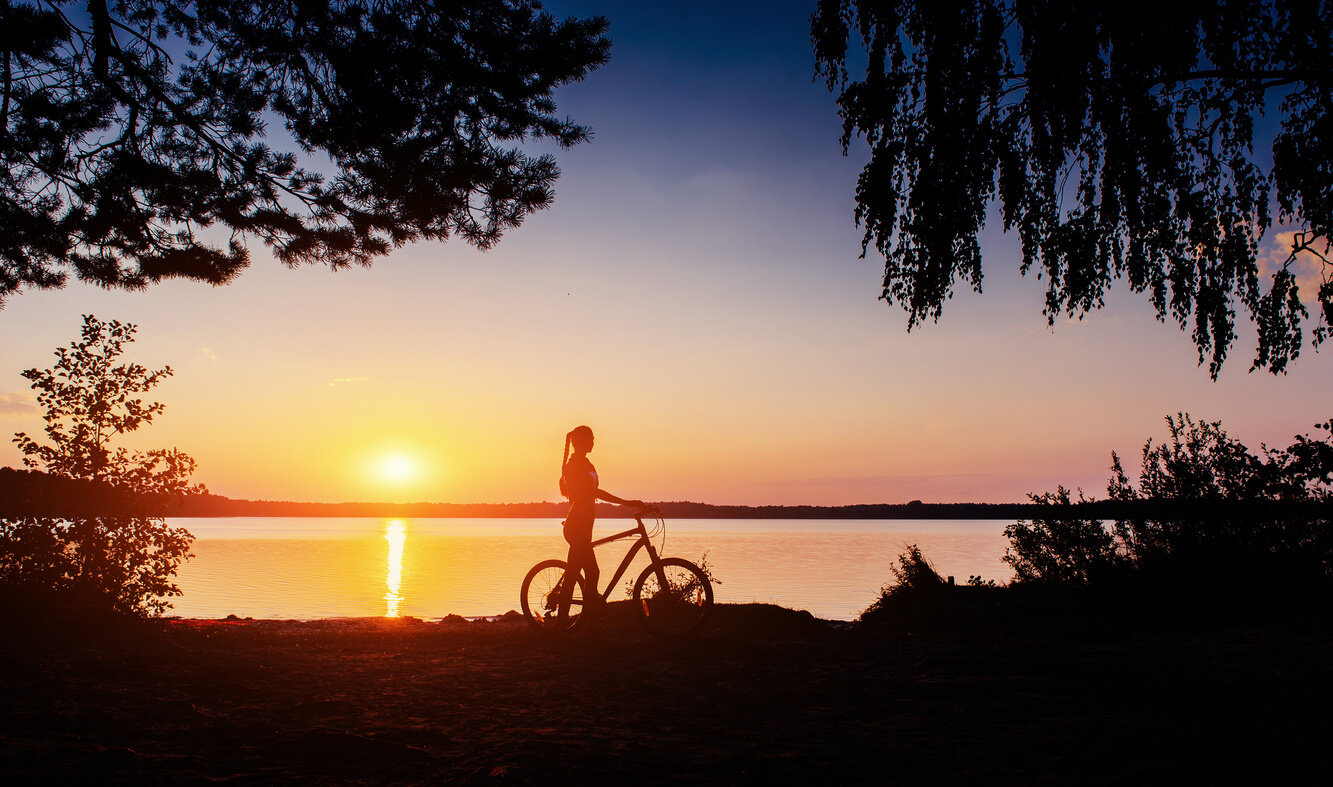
[
  {"left": 521, "top": 559, "right": 589, "bottom": 634},
  {"left": 633, "top": 557, "right": 714, "bottom": 639}
]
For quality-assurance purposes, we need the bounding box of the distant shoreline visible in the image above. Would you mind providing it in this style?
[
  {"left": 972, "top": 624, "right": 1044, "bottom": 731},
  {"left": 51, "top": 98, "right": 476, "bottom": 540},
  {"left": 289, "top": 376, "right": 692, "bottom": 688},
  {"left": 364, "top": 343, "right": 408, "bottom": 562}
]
[
  {"left": 0, "top": 466, "right": 1030, "bottom": 519},
  {"left": 165, "top": 497, "right": 1036, "bottom": 519},
  {"left": 12, "top": 466, "right": 1320, "bottom": 520}
]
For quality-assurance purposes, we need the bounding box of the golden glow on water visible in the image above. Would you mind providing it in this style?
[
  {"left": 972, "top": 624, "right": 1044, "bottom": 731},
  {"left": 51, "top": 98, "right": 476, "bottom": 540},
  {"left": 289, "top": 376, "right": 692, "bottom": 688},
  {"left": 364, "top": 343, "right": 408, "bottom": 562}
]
[
  {"left": 384, "top": 519, "right": 406, "bottom": 617},
  {"left": 170, "top": 518, "right": 1014, "bottom": 621}
]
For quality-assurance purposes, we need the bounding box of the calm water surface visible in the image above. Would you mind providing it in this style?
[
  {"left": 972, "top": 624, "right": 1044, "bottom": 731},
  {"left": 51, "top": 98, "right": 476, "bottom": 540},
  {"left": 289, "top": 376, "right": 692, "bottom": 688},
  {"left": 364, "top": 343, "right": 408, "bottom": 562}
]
[{"left": 170, "top": 517, "right": 1013, "bottom": 621}]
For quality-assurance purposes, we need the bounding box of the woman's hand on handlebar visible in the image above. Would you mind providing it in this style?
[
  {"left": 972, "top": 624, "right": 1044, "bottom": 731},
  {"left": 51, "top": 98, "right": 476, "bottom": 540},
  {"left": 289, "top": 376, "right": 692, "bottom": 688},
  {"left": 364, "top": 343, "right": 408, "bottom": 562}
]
[{"left": 607, "top": 495, "right": 656, "bottom": 514}]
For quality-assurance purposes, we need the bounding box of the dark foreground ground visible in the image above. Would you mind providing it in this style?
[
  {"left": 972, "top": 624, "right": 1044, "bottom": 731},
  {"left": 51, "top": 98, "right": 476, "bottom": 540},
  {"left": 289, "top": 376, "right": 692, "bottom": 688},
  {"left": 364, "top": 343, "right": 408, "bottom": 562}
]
[{"left": 2, "top": 602, "right": 1330, "bottom": 785}]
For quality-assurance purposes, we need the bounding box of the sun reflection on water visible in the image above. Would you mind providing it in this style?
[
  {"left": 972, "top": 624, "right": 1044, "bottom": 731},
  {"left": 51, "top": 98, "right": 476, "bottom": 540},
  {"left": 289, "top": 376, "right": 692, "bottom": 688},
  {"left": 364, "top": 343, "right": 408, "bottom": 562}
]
[{"left": 385, "top": 519, "right": 406, "bottom": 617}]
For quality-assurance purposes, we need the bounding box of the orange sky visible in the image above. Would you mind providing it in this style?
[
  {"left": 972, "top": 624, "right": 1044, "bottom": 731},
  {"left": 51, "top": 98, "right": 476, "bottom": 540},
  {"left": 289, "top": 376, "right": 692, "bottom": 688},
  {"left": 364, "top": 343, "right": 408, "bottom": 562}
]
[
  {"left": 3, "top": 219, "right": 1327, "bottom": 507},
  {"left": 2, "top": 2, "right": 1330, "bottom": 507}
]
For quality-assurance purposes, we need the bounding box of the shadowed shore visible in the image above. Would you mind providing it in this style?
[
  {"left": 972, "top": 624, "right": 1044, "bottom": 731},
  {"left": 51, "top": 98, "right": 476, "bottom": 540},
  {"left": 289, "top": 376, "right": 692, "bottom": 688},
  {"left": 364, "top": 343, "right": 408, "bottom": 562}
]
[{"left": 2, "top": 601, "right": 1330, "bottom": 784}]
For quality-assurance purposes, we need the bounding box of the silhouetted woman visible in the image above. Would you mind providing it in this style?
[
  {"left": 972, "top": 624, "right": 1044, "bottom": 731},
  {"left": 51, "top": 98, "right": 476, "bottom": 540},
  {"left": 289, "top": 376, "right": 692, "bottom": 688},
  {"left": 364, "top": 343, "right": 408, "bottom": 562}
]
[{"left": 560, "top": 425, "right": 644, "bottom": 619}]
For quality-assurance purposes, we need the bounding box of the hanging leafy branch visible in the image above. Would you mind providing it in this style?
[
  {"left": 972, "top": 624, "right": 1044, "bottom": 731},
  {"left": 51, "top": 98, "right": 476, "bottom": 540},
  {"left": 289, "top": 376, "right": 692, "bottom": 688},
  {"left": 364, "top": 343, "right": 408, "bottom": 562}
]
[
  {"left": 0, "top": 1, "right": 611, "bottom": 303},
  {"left": 813, "top": 0, "right": 1332, "bottom": 376}
]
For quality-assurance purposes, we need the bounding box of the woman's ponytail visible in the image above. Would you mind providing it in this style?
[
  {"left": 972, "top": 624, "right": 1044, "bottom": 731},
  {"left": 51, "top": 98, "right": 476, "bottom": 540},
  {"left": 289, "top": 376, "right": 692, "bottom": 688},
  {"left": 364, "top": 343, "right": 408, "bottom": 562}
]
[
  {"left": 559, "top": 426, "right": 592, "bottom": 499},
  {"left": 559, "top": 432, "right": 572, "bottom": 498}
]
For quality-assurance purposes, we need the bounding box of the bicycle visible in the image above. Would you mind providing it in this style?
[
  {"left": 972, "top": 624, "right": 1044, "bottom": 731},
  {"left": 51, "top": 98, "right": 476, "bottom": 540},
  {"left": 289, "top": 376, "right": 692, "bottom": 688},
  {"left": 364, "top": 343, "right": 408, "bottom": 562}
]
[{"left": 520, "top": 509, "right": 714, "bottom": 639}]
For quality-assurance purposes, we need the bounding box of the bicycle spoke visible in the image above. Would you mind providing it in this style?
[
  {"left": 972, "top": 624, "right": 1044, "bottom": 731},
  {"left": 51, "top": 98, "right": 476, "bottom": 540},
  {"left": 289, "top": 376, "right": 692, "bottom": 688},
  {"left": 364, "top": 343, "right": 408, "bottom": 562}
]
[{"left": 521, "top": 560, "right": 587, "bottom": 635}]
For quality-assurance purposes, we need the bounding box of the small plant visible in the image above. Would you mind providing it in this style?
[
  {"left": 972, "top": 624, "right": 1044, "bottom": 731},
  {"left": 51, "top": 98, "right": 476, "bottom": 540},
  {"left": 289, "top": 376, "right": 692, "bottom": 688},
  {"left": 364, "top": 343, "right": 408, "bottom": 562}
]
[
  {"left": 624, "top": 551, "right": 720, "bottom": 599},
  {"left": 967, "top": 575, "right": 996, "bottom": 587},
  {"left": 694, "top": 550, "right": 721, "bottom": 587}
]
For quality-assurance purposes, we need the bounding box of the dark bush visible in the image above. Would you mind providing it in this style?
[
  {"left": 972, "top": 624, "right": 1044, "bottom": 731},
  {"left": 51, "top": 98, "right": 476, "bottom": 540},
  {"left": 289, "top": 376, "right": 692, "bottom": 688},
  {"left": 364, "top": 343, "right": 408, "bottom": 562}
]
[
  {"left": 1003, "top": 487, "right": 1120, "bottom": 585},
  {"left": 858, "top": 545, "right": 946, "bottom": 627},
  {"left": 1109, "top": 415, "right": 1332, "bottom": 587},
  {"left": 1007, "top": 414, "right": 1333, "bottom": 593},
  {"left": 861, "top": 416, "right": 1332, "bottom": 633}
]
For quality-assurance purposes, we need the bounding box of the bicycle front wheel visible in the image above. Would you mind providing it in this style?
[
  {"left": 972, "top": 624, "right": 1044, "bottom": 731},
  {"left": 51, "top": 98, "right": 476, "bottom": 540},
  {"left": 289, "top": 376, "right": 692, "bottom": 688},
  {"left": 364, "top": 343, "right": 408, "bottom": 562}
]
[
  {"left": 520, "top": 559, "right": 589, "bottom": 635},
  {"left": 633, "top": 557, "right": 714, "bottom": 639}
]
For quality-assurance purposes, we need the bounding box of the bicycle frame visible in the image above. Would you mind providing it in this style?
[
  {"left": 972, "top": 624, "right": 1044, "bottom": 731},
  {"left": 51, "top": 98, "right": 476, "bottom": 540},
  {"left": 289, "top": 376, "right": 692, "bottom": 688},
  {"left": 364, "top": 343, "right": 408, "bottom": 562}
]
[{"left": 587, "top": 516, "right": 667, "bottom": 602}]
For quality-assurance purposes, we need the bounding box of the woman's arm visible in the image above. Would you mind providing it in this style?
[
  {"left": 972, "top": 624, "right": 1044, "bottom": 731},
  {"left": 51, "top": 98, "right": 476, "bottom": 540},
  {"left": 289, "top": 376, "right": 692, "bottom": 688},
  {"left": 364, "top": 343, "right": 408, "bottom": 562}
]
[{"left": 596, "top": 489, "right": 645, "bottom": 507}]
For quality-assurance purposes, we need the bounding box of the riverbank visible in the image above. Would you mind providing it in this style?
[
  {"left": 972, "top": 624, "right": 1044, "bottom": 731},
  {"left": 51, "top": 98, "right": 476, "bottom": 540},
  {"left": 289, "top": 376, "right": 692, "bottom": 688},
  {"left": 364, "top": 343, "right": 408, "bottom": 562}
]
[{"left": 2, "top": 602, "right": 1329, "bottom": 784}]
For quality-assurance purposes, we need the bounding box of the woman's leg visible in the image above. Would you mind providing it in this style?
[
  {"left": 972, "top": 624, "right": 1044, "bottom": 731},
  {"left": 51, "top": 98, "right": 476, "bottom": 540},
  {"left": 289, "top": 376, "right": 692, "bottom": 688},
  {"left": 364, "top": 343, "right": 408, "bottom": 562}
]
[
  {"left": 561, "top": 522, "right": 600, "bottom": 617},
  {"left": 565, "top": 539, "right": 599, "bottom": 596}
]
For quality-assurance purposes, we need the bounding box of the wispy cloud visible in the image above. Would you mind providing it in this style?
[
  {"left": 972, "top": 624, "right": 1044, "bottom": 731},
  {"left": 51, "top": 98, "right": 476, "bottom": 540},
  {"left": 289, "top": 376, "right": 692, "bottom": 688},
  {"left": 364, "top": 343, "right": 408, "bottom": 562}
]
[
  {"left": 0, "top": 392, "right": 39, "bottom": 418},
  {"left": 1259, "top": 231, "right": 1330, "bottom": 304},
  {"left": 198, "top": 347, "right": 218, "bottom": 361},
  {"left": 328, "top": 376, "right": 369, "bottom": 388}
]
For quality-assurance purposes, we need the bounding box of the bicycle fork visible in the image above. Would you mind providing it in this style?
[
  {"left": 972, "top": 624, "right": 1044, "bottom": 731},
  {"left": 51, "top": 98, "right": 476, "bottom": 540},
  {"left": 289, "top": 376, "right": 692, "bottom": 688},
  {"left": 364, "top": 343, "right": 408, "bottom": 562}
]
[{"left": 643, "top": 540, "right": 669, "bottom": 589}]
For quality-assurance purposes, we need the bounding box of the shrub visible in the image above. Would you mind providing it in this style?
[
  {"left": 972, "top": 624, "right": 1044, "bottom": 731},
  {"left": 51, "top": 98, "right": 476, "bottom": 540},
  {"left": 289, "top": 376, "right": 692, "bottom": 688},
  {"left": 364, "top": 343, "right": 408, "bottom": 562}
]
[
  {"left": 1109, "top": 414, "right": 1333, "bottom": 586},
  {"left": 858, "top": 544, "right": 945, "bottom": 626},
  {"left": 3, "top": 316, "right": 204, "bottom": 617},
  {"left": 1003, "top": 487, "right": 1120, "bottom": 585},
  {"left": 1005, "top": 414, "right": 1333, "bottom": 591}
]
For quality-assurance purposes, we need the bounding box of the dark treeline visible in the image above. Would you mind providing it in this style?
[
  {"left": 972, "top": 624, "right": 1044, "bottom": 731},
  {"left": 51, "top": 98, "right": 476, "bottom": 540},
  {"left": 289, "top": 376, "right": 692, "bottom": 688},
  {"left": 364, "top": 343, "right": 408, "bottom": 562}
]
[
  {"left": 10, "top": 465, "right": 1326, "bottom": 521},
  {"left": 650, "top": 501, "right": 1031, "bottom": 520},
  {"left": 3, "top": 467, "right": 1038, "bottom": 519},
  {"left": 0, "top": 467, "right": 144, "bottom": 518},
  {"left": 153, "top": 495, "right": 1045, "bottom": 520}
]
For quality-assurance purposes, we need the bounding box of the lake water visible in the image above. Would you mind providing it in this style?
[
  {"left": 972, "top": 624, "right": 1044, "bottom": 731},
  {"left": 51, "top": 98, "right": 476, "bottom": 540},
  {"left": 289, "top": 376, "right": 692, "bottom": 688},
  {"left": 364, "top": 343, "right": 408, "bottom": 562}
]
[{"left": 169, "top": 517, "right": 1014, "bottom": 622}]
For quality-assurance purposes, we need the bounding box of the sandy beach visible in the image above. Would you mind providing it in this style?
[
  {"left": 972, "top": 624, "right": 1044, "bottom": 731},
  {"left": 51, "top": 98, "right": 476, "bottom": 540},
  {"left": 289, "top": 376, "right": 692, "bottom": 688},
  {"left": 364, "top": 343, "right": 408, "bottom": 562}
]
[{"left": 3, "top": 601, "right": 1330, "bottom": 784}]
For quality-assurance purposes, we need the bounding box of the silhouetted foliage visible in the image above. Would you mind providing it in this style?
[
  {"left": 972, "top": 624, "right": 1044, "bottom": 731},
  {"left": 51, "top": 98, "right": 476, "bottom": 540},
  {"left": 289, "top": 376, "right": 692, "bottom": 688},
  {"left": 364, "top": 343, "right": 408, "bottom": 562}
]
[
  {"left": 1003, "top": 486, "right": 1120, "bottom": 585},
  {"left": 0, "top": 1, "right": 611, "bottom": 304},
  {"left": 812, "top": 0, "right": 1333, "bottom": 376},
  {"left": 1108, "top": 414, "right": 1333, "bottom": 586},
  {"left": 3, "top": 315, "right": 203, "bottom": 616},
  {"left": 859, "top": 544, "right": 1021, "bottom": 633},
  {"left": 858, "top": 543, "right": 945, "bottom": 626},
  {"left": 1004, "top": 414, "right": 1333, "bottom": 591}
]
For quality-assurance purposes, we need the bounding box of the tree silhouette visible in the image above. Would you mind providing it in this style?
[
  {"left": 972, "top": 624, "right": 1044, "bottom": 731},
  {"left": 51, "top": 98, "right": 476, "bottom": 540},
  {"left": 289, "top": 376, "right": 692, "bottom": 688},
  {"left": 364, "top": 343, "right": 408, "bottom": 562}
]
[
  {"left": 4, "top": 315, "right": 204, "bottom": 616},
  {"left": 812, "top": 0, "right": 1331, "bottom": 376},
  {"left": 0, "top": 1, "right": 611, "bottom": 304}
]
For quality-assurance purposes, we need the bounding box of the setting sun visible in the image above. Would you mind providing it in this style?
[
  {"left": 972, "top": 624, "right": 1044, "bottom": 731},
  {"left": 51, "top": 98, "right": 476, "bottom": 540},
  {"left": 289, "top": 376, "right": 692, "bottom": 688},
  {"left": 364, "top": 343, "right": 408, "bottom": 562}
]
[{"left": 379, "top": 455, "right": 415, "bottom": 483}]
